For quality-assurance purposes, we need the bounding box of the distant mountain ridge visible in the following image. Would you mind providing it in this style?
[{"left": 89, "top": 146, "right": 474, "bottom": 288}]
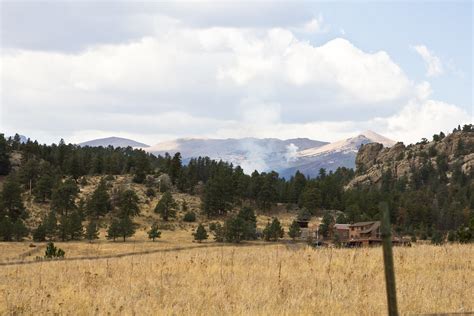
[
  {"left": 78, "top": 137, "right": 149, "bottom": 148},
  {"left": 146, "top": 131, "right": 396, "bottom": 178}
]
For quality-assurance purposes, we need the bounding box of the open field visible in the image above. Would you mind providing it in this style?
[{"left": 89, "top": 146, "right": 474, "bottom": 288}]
[{"left": 1, "top": 241, "right": 473, "bottom": 315}]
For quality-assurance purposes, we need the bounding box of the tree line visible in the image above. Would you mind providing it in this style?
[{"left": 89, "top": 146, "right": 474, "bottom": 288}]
[{"left": 0, "top": 125, "right": 473, "bottom": 243}]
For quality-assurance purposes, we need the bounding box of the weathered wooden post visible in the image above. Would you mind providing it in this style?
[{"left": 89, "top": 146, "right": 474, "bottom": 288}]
[{"left": 380, "top": 202, "right": 399, "bottom": 316}]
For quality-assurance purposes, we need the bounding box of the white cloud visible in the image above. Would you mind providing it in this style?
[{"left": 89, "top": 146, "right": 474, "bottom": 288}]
[
  {"left": 413, "top": 45, "right": 443, "bottom": 77},
  {"left": 1, "top": 24, "right": 467, "bottom": 146},
  {"left": 298, "top": 15, "right": 329, "bottom": 34}
]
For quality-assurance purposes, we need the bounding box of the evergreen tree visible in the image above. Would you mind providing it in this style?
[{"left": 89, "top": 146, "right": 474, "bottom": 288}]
[
  {"left": 193, "top": 223, "right": 208, "bottom": 242},
  {"left": 34, "top": 165, "right": 55, "bottom": 203},
  {"left": 0, "top": 217, "right": 13, "bottom": 241},
  {"left": 18, "top": 158, "right": 40, "bottom": 192},
  {"left": 202, "top": 173, "right": 233, "bottom": 217},
  {"left": 169, "top": 152, "right": 182, "bottom": 184},
  {"left": 33, "top": 223, "right": 47, "bottom": 242},
  {"left": 299, "top": 184, "right": 322, "bottom": 214},
  {"left": 209, "top": 222, "right": 225, "bottom": 242},
  {"left": 118, "top": 189, "right": 140, "bottom": 217},
  {"left": 51, "top": 178, "right": 79, "bottom": 216},
  {"left": 118, "top": 216, "right": 135, "bottom": 241},
  {"left": 68, "top": 211, "right": 83, "bottom": 240},
  {"left": 223, "top": 216, "right": 247, "bottom": 243},
  {"left": 319, "top": 212, "right": 334, "bottom": 238},
  {"left": 12, "top": 219, "right": 28, "bottom": 241},
  {"left": 154, "top": 191, "right": 177, "bottom": 221},
  {"left": 288, "top": 220, "right": 301, "bottom": 240},
  {"left": 86, "top": 179, "right": 111, "bottom": 218},
  {"left": 58, "top": 214, "right": 70, "bottom": 241},
  {"left": 85, "top": 221, "right": 100, "bottom": 242},
  {"left": 147, "top": 223, "right": 161, "bottom": 241},
  {"left": 263, "top": 218, "right": 284, "bottom": 241},
  {"left": 431, "top": 231, "right": 444, "bottom": 245},
  {"left": 0, "top": 134, "right": 10, "bottom": 175},
  {"left": 297, "top": 208, "right": 312, "bottom": 222},
  {"left": 107, "top": 218, "right": 120, "bottom": 241},
  {"left": 43, "top": 211, "right": 58, "bottom": 240},
  {"left": 0, "top": 175, "right": 26, "bottom": 220},
  {"left": 237, "top": 206, "right": 257, "bottom": 240}
]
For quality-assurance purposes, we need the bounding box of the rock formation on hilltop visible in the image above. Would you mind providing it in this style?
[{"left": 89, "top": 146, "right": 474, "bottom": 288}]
[{"left": 346, "top": 126, "right": 474, "bottom": 189}]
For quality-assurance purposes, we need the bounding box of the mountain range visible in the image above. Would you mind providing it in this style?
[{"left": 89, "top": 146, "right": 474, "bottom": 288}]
[
  {"left": 78, "top": 137, "right": 150, "bottom": 148},
  {"left": 78, "top": 131, "right": 395, "bottom": 178}
]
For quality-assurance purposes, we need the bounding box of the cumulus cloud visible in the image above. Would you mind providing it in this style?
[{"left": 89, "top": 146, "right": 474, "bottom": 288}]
[
  {"left": 413, "top": 45, "right": 443, "bottom": 77},
  {"left": 1, "top": 21, "right": 468, "bottom": 146}
]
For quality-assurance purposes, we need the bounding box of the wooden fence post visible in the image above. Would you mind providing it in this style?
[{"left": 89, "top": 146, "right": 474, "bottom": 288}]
[{"left": 380, "top": 202, "right": 399, "bottom": 316}]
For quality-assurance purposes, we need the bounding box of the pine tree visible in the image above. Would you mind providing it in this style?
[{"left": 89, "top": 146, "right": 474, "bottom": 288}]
[
  {"left": 18, "top": 158, "right": 40, "bottom": 192},
  {"left": 58, "top": 214, "right": 70, "bottom": 241},
  {"left": 33, "top": 223, "right": 47, "bottom": 242},
  {"left": 118, "top": 189, "right": 140, "bottom": 217},
  {"left": 85, "top": 221, "right": 100, "bottom": 242},
  {"left": 147, "top": 223, "right": 161, "bottom": 241},
  {"left": 193, "top": 224, "right": 208, "bottom": 242},
  {"left": 0, "top": 217, "right": 13, "bottom": 241},
  {"left": 237, "top": 206, "right": 257, "bottom": 240},
  {"left": 263, "top": 218, "right": 284, "bottom": 241},
  {"left": 299, "top": 184, "right": 322, "bottom": 214},
  {"left": 154, "top": 191, "right": 177, "bottom": 221},
  {"left": 209, "top": 222, "right": 225, "bottom": 242},
  {"left": 43, "top": 211, "right": 58, "bottom": 240},
  {"left": 319, "top": 212, "right": 334, "bottom": 238},
  {"left": 87, "top": 179, "right": 111, "bottom": 218},
  {"left": 34, "top": 169, "right": 55, "bottom": 202},
  {"left": 288, "top": 220, "right": 301, "bottom": 240},
  {"left": 118, "top": 216, "right": 135, "bottom": 241},
  {"left": 0, "top": 175, "right": 26, "bottom": 220},
  {"left": 0, "top": 134, "right": 11, "bottom": 175},
  {"left": 169, "top": 152, "right": 182, "bottom": 184},
  {"left": 107, "top": 219, "right": 120, "bottom": 241},
  {"left": 223, "top": 216, "right": 247, "bottom": 243},
  {"left": 68, "top": 211, "right": 83, "bottom": 240},
  {"left": 51, "top": 178, "right": 79, "bottom": 216}
]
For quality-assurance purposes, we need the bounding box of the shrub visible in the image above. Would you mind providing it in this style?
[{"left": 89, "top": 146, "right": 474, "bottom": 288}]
[
  {"left": 183, "top": 211, "right": 196, "bottom": 222},
  {"left": 145, "top": 188, "right": 156, "bottom": 197},
  {"left": 44, "top": 242, "right": 65, "bottom": 259}
]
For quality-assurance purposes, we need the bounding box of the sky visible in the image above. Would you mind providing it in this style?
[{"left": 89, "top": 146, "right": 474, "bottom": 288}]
[{"left": 0, "top": 0, "right": 472, "bottom": 145}]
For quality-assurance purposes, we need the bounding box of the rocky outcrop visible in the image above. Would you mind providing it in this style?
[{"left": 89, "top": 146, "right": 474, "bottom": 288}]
[{"left": 346, "top": 129, "right": 474, "bottom": 189}]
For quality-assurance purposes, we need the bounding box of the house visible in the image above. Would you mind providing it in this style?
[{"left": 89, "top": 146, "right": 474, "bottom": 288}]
[
  {"left": 349, "top": 221, "right": 381, "bottom": 239},
  {"left": 332, "top": 221, "right": 410, "bottom": 247},
  {"left": 333, "top": 224, "right": 350, "bottom": 240}
]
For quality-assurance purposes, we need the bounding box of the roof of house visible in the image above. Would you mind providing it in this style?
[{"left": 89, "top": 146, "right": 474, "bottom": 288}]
[
  {"left": 349, "top": 221, "right": 378, "bottom": 227},
  {"left": 334, "top": 224, "right": 350, "bottom": 230},
  {"left": 360, "top": 221, "right": 380, "bottom": 234}
]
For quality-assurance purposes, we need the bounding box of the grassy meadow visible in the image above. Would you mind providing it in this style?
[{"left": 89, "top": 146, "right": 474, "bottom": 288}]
[{"left": 1, "top": 238, "right": 472, "bottom": 315}]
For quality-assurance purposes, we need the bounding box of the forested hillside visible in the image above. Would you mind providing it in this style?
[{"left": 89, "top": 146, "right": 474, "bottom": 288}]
[{"left": 0, "top": 125, "right": 473, "bottom": 243}]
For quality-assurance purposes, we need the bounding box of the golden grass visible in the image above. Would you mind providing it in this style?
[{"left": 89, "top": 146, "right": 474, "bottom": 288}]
[{"left": 1, "top": 242, "right": 472, "bottom": 315}]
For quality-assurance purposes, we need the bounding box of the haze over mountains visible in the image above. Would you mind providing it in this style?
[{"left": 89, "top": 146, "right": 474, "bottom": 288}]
[{"left": 79, "top": 131, "right": 395, "bottom": 178}]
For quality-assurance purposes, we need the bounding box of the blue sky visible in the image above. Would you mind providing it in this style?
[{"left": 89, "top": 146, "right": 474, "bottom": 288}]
[{"left": 1, "top": 1, "right": 472, "bottom": 145}]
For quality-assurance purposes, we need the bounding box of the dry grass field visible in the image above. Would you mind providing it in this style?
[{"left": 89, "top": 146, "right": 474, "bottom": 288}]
[{"left": 0, "top": 240, "right": 473, "bottom": 315}]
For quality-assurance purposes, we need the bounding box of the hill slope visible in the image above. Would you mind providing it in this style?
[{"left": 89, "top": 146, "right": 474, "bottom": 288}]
[{"left": 347, "top": 128, "right": 474, "bottom": 189}]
